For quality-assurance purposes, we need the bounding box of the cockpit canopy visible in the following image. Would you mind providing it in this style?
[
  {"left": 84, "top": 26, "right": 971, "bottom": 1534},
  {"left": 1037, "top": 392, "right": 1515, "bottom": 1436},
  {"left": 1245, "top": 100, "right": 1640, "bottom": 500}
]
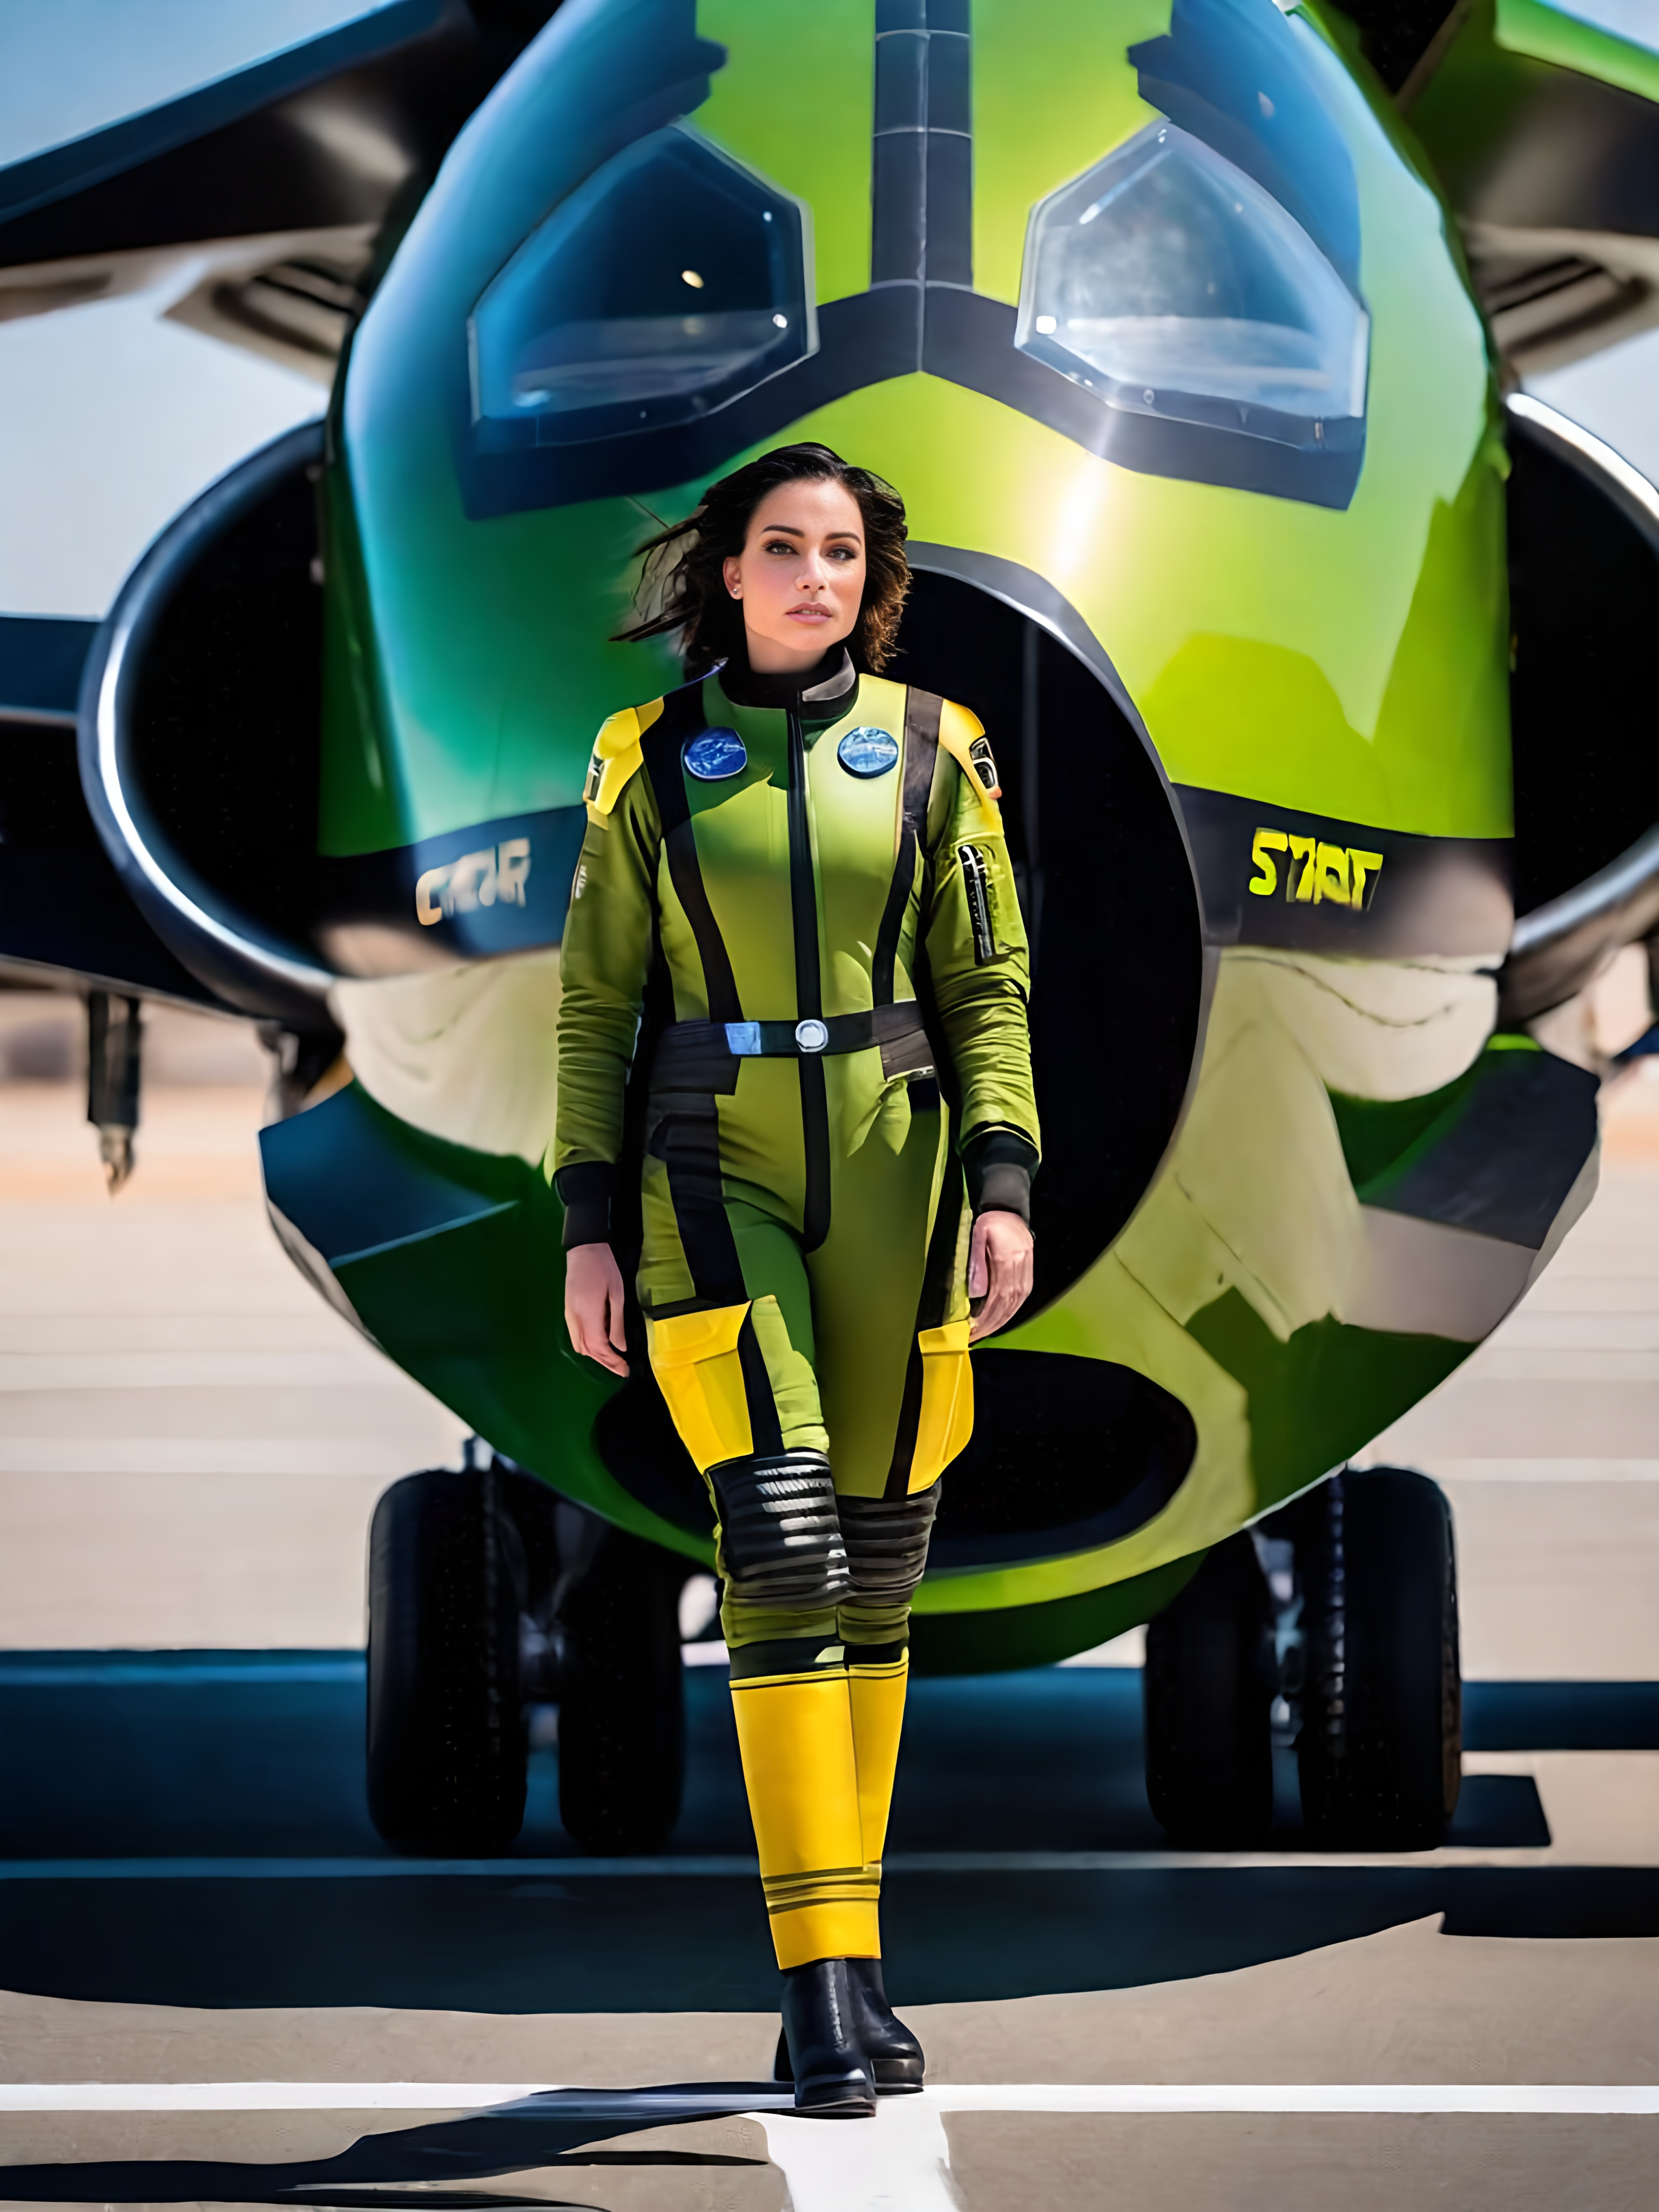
[
  {"left": 469, "top": 124, "right": 814, "bottom": 449},
  {"left": 1016, "top": 122, "right": 1368, "bottom": 444}
]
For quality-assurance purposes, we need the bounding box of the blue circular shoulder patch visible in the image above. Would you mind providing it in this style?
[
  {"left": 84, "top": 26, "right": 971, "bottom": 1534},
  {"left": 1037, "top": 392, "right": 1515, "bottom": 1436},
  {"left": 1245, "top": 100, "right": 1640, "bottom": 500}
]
[
  {"left": 837, "top": 726, "right": 901, "bottom": 779},
  {"left": 683, "top": 727, "right": 747, "bottom": 781}
]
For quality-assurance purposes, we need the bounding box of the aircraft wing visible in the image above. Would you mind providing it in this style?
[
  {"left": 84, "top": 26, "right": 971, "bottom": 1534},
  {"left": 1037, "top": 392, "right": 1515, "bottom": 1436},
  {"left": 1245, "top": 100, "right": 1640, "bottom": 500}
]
[{"left": 0, "top": 0, "right": 557, "bottom": 1013}]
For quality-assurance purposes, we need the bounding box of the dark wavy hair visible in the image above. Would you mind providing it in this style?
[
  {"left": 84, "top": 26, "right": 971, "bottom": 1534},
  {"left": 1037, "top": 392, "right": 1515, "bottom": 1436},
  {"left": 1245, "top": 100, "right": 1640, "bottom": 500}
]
[{"left": 613, "top": 443, "right": 910, "bottom": 673}]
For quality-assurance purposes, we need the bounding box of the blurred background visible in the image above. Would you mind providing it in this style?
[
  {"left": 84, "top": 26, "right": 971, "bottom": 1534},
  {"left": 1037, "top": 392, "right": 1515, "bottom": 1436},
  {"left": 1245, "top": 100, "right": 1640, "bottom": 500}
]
[{"left": 0, "top": 990, "right": 463, "bottom": 1650}]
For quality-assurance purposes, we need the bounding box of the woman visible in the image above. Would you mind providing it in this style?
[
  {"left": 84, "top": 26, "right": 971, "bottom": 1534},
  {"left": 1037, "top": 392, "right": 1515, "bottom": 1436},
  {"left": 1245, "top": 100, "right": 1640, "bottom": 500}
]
[{"left": 554, "top": 442, "right": 1038, "bottom": 2115}]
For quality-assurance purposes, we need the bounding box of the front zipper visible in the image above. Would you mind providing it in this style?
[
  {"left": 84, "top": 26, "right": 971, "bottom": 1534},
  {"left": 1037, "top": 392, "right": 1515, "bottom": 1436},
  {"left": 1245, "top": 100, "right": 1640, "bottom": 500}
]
[{"left": 787, "top": 706, "right": 831, "bottom": 1250}]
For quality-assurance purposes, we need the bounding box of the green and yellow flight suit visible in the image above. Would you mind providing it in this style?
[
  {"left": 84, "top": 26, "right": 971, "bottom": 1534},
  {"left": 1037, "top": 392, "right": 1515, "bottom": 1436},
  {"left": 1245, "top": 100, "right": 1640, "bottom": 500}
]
[{"left": 553, "top": 648, "right": 1038, "bottom": 1968}]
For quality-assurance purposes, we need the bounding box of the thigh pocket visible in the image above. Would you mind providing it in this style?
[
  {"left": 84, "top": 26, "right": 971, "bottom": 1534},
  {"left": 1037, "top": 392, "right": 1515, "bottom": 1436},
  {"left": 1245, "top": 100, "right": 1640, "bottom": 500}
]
[
  {"left": 912, "top": 1319, "right": 974, "bottom": 1490},
  {"left": 646, "top": 1303, "right": 754, "bottom": 1473}
]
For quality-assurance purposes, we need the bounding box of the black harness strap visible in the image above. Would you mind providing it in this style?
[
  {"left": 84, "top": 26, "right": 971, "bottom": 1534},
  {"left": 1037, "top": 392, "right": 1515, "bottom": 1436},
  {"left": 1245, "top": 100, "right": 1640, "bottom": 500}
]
[
  {"left": 872, "top": 688, "right": 942, "bottom": 1006},
  {"left": 640, "top": 687, "right": 743, "bottom": 1029},
  {"left": 736, "top": 1310, "right": 786, "bottom": 1459},
  {"left": 648, "top": 1095, "right": 747, "bottom": 1308}
]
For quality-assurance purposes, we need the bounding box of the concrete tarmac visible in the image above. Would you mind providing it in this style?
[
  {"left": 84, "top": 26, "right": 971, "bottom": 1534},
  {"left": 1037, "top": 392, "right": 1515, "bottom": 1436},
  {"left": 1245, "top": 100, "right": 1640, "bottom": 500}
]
[{"left": 0, "top": 997, "right": 1654, "bottom": 2209}]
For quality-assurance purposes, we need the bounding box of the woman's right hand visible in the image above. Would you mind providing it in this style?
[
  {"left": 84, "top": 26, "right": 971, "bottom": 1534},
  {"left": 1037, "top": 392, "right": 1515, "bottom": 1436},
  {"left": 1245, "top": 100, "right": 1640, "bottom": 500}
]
[{"left": 564, "top": 1242, "right": 630, "bottom": 1375}]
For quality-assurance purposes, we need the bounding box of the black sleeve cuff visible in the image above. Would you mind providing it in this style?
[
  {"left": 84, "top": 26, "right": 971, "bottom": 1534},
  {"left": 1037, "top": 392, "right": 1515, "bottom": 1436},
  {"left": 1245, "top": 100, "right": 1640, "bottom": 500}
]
[
  {"left": 962, "top": 1128, "right": 1039, "bottom": 1222},
  {"left": 554, "top": 1161, "right": 615, "bottom": 1249}
]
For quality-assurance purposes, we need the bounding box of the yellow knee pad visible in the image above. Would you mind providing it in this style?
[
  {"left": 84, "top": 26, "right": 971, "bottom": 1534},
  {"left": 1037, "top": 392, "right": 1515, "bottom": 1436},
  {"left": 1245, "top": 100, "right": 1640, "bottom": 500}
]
[
  {"left": 709, "top": 1451, "right": 850, "bottom": 1620},
  {"left": 838, "top": 1484, "right": 940, "bottom": 1644}
]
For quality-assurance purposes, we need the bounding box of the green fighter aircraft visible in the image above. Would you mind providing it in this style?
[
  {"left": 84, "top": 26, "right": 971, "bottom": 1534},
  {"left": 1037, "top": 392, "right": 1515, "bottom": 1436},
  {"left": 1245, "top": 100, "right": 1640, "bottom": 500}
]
[{"left": 58, "top": 0, "right": 1659, "bottom": 1855}]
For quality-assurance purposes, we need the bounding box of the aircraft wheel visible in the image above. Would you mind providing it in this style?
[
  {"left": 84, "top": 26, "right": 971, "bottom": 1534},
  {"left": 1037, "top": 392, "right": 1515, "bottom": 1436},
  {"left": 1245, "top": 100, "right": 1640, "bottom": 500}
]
[
  {"left": 557, "top": 1527, "right": 687, "bottom": 1855},
  {"left": 1142, "top": 1533, "right": 1275, "bottom": 1846},
  {"left": 1296, "top": 1467, "right": 1461, "bottom": 1851},
  {"left": 366, "top": 1465, "right": 530, "bottom": 1853}
]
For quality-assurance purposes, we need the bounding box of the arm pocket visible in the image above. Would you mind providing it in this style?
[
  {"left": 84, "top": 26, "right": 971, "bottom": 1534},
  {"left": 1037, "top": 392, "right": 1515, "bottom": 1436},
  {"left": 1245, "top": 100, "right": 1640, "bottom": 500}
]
[{"left": 956, "top": 842, "right": 996, "bottom": 965}]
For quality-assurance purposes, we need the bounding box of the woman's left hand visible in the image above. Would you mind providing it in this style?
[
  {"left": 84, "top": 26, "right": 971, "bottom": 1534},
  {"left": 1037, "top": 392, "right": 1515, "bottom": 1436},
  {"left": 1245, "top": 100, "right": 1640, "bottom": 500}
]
[{"left": 967, "top": 1211, "right": 1035, "bottom": 1341}]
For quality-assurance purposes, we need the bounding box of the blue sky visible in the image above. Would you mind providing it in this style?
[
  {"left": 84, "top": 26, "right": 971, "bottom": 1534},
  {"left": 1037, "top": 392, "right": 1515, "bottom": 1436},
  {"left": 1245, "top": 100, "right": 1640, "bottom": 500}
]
[{"left": 0, "top": 0, "right": 400, "bottom": 169}]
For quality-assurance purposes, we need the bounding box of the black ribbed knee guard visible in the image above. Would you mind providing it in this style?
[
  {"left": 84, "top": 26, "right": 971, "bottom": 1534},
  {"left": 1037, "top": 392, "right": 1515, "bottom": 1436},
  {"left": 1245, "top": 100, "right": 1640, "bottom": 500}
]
[
  {"left": 707, "top": 1449, "right": 851, "bottom": 1613},
  {"left": 838, "top": 1483, "right": 941, "bottom": 1642}
]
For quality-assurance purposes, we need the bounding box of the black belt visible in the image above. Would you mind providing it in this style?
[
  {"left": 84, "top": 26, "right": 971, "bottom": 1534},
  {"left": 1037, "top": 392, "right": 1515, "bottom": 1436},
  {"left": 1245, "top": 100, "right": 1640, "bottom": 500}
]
[{"left": 651, "top": 1001, "right": 935, "bottom": 1093}]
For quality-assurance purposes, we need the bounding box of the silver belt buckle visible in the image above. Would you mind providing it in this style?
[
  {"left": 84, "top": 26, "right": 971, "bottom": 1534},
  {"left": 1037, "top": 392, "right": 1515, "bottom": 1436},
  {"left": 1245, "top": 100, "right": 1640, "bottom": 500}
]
[
  {"left": 724, "top": 1021, "right": 762, "bottom": 1056},
  {"left": 794, "top": 1018, "right": 830, "bottom": 1053}
]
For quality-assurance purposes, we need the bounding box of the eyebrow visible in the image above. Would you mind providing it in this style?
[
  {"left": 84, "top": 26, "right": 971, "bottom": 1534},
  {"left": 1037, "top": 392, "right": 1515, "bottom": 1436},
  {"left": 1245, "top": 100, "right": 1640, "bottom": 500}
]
[{"left": 760, "top": 524, "right": 862, "bottom": 541}]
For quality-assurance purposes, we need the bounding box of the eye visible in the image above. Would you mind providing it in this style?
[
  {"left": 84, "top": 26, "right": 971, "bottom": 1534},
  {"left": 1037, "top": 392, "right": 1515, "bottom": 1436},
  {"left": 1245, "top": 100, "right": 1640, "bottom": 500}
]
[{"left": 763, "top": 538, "right": 795, "bottom": 555}]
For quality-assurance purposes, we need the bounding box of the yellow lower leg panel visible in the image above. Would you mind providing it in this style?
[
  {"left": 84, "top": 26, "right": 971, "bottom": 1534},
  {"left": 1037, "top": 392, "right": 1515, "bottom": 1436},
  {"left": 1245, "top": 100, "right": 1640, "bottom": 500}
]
[
  {"left": 848, "top": 1651, "right": 909, "bottom": 1880},
  {"left": 730, "top": 1665, "right": 880, "bottom": 1968}
]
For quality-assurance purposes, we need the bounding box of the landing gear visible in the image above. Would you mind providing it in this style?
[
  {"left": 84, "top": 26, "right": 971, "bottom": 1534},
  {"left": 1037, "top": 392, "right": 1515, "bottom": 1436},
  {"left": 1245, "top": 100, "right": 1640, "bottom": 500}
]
[
  {"left": 86, "top": 989, "right": 143, "bottom": 1192},
  {"left": 366, "top": 1452, "right": 689, "bottom": 1856},
  {"left": 1142, "top": 1467, "right": 1461, "bottom": 1851},
  {"left": 556, "top": 1521, "right": 687, "bottom": 1854},
  {"left": 1142, "top": 1533, "right": 1275, "bottom": 1846},
  {"left": 1293, "top": 1466, "right": 1462, "bottom": 1850}
]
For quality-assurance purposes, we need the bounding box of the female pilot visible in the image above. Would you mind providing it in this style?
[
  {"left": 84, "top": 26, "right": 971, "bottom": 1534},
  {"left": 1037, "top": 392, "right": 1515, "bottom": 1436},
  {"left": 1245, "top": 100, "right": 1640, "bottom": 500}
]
[{"left": 554, "top": 442, "right": 1039, "bottom": 2115}]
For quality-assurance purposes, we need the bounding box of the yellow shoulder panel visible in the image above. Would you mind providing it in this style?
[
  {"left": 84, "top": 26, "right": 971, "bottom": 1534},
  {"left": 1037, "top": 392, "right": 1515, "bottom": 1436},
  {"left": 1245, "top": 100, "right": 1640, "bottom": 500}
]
[
  {"left": 583, "top": 696, "right": 664, "bottom": 818},
  {"left": 854, "top": 674, "right": 906, "bottom": 733},
  {"left": 937, "top": 697, "right": 1002, "bottom": 800}
]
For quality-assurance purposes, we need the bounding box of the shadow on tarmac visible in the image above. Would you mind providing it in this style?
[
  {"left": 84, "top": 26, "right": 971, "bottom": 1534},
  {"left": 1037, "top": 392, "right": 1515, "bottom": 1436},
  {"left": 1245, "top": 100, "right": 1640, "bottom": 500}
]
[
  {"left": 0, "top": 2085, "right": 792, "bottom": 2204},
  {"left": 0, "top": 1656, "right": 1655, "bottom": 2013}
]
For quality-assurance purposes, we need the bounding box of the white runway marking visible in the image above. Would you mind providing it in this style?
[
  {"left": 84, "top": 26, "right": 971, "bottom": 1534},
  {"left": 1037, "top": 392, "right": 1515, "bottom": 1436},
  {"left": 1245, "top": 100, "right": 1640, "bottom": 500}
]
[
  {"left": 760, "top": 2096, "right": 958, "bottom": 2212},
  {"left": 1436, "top": 1459, "right": 1659, "bottom": 1481},
  {"left": 766, "top": 2081, "right": 1659, "bottom": 2202},
  {"left": 0, "top": 1437, "right": 437, "bottom": 1475},
  {"left": 2, "top": 2081, "right": 1655, "bottom": 2113},
  {"left": 927, "top": 2084, "right": 1659, "bottom": 2114},
  {"left": 0, "top": 1350, "right": 393, "bottom": 1391}
]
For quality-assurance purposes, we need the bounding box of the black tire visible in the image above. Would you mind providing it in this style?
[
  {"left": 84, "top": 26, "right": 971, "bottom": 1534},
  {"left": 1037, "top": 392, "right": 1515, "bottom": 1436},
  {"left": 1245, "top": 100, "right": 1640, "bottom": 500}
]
[
  {"left": 1143, "top": 1533, "right": 1275, "bottom": 1847},
  {"left": 1295, "top": 1466, "right": 1461, "bottom": 1851},
  {"left": 366, "top": 1466, "right": 529, "bottom": 1853},
  {"left": 557, "top": 1527, "right": 687, "bottom": 1855}
]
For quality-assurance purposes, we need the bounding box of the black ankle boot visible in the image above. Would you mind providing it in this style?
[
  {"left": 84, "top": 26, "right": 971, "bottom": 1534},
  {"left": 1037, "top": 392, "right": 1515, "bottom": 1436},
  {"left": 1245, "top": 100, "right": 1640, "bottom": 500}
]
[
  {"left": 848, "top": 1956, "right": 925, "bottom": 2092},
  {"left": 773, "top": 1957, "right": 924, "bottom": 2096},
  {"left": 775, "top": 1959, "right": 877, "bottom": 2116}
]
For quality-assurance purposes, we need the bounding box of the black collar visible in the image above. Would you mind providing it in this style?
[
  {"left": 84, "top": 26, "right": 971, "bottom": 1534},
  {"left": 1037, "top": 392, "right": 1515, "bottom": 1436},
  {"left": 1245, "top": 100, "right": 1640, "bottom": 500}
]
[{"left": 715, "top": 645, "right": 857, "bottom": 711}]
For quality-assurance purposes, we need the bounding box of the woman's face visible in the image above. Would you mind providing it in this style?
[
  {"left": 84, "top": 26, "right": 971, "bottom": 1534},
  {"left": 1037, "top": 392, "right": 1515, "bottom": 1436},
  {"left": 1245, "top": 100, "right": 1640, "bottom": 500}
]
[{"left": 721, "top": 478, "right": 867, "bottom": 675}]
